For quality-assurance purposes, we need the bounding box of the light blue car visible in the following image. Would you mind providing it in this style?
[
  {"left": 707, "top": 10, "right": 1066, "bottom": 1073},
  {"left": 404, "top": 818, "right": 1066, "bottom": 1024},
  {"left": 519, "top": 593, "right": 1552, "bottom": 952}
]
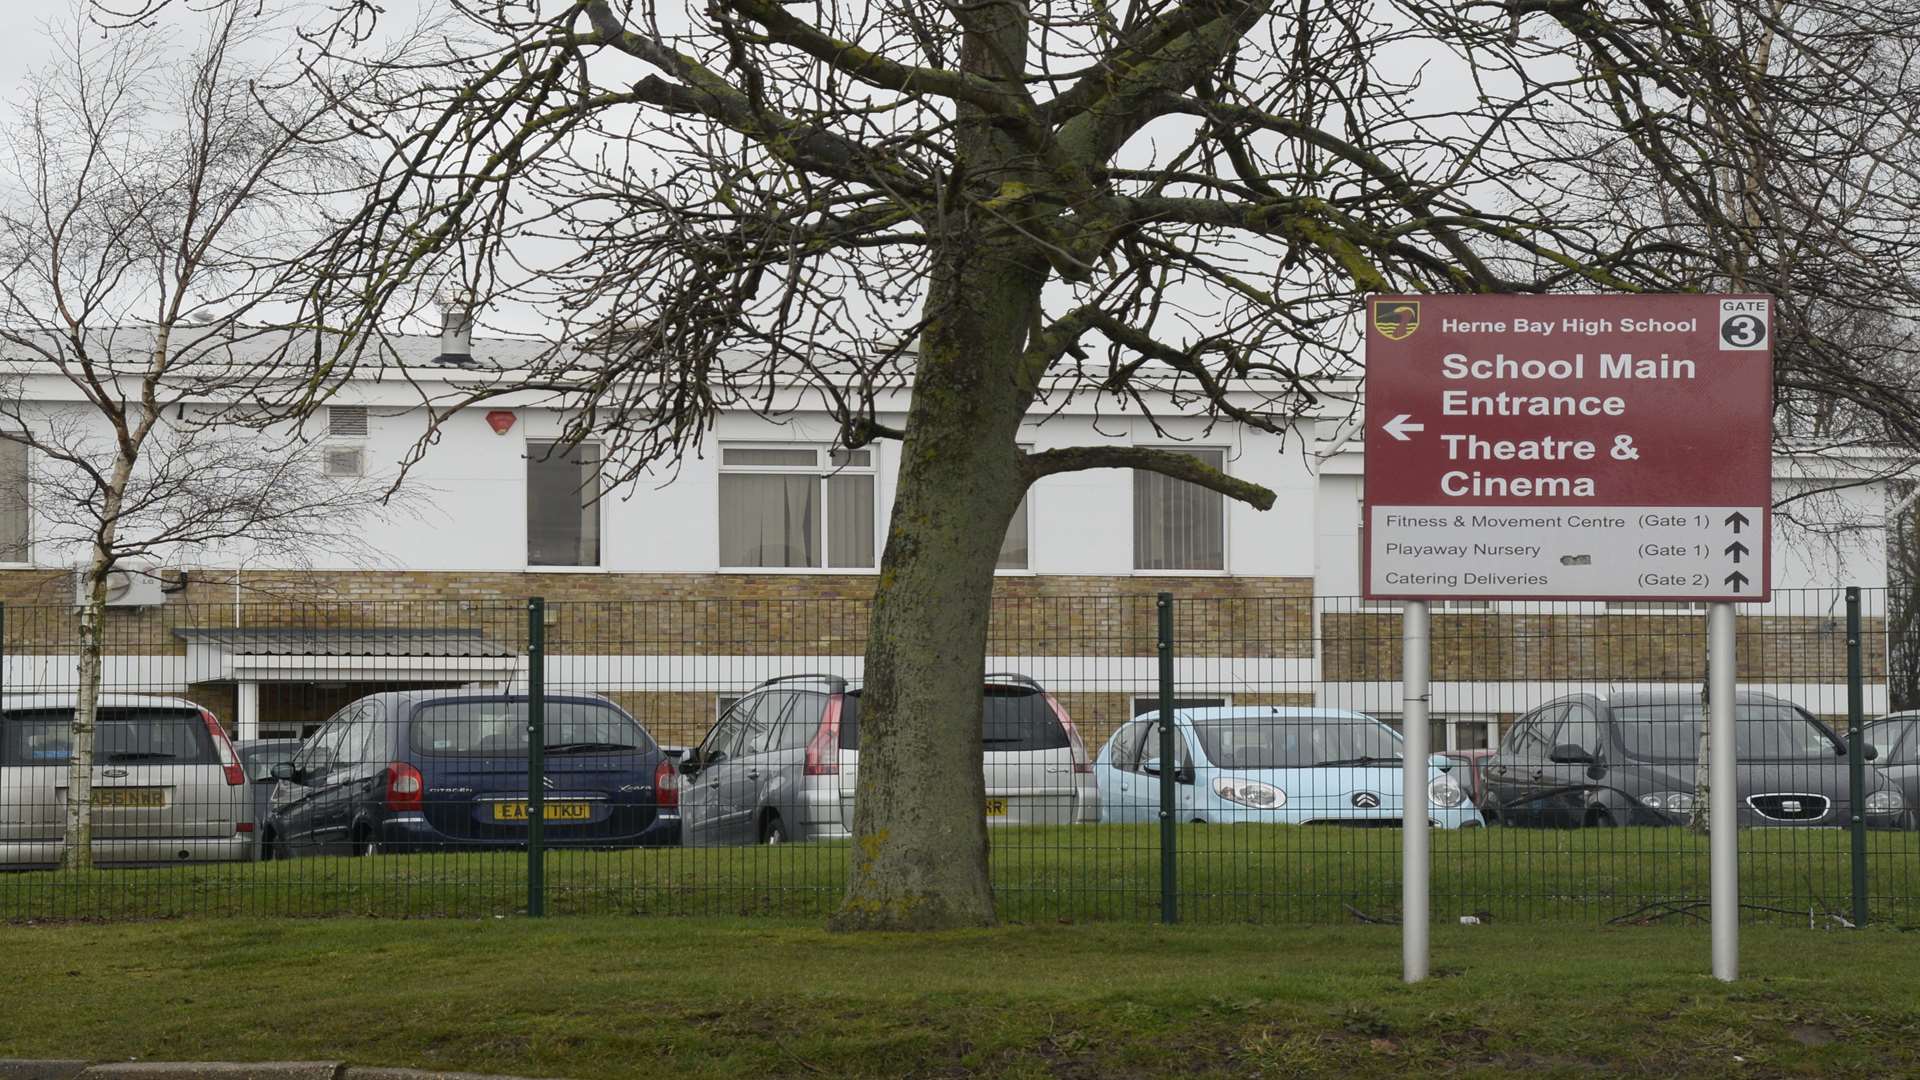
[{"left": 1095, "top": 706, "right": 1484, "bottom": 828}]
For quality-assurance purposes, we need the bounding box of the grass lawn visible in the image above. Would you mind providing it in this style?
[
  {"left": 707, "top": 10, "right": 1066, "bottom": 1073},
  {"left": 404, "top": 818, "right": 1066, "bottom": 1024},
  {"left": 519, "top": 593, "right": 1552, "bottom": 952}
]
[
  {"left": 3, "top": 824, "right": 1917, "bottom": 926},
  {"left": 2, "top": 917, "right": 1919, "bottom": 1077}
]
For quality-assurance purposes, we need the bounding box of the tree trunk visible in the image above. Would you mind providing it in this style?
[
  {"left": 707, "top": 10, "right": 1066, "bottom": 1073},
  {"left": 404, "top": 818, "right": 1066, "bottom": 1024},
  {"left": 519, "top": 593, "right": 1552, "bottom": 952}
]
[
  {"left": 61, "top": 464, "right": 131, "bottom": 871},
  {"left": 831, "top": 245, "right": 1045, "bottom": 930},
  {"left": 63, "top": 568, "right": 109, "bottom": 871}
]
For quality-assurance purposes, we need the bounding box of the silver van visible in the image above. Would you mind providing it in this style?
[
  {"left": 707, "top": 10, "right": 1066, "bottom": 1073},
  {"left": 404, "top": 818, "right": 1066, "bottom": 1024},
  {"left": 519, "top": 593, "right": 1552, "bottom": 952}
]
[
  {"left": 0, "top": 694, "right": 253, "bottom": 867},
  {"left": 679, "top": 674, "right": 1097, "bottom": 845}
]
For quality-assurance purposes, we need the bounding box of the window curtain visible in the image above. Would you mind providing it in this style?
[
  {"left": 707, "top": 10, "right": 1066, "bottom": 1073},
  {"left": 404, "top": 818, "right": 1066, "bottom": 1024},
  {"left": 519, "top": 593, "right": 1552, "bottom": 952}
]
[
  {"left": 0, "top": 439, "right": 25, "bottom": 562},
  {"left": 1132, "top": 449, "right": 1225, "bottom": 570},
  {"left": 720, "top": 474, "right": 820, "bottom": 566}
]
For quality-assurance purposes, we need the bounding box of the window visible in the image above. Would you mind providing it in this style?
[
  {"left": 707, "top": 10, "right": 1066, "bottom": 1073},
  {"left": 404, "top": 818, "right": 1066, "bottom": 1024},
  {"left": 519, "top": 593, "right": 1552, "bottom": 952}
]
[
  {"left": 719, "top": 446, "right": 875, "bottom": 568},
  {"left": 998, "top": 493, "right": 1030, "bottom": 570},
  {"left": 528, "top": 440, "right": 601, "bottom": 567},
  {"left": 1553, "top": 705, "right": 1603, "bottom": 755},
  {"left": 1109, "top": 719, "right": 1151, "bottom": 772},
  {"left": 1381, "top": 713, "right": 1498, "bottom": 751},
  {"left": 1133, "top": 448, "right": 1226, "bottom": 571},
  {"left": 0, "top": 438, "right": 27, "bottom": 562}
]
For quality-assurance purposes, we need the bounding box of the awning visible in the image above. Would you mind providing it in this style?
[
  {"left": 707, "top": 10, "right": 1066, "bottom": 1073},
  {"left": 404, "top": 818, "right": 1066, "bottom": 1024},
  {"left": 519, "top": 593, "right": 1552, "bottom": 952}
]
[{"left": 175, "top": 627, "right": 522, "bottom": 682}]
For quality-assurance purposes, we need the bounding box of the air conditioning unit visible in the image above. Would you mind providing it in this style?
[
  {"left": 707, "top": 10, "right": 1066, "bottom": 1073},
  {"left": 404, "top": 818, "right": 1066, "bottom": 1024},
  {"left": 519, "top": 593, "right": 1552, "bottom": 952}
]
[
  {"left": 73, "top": 564, "right": 166, "bottom": 608},
  {"left": 323, "top": 446, "right": 366, "bottom": 477}
]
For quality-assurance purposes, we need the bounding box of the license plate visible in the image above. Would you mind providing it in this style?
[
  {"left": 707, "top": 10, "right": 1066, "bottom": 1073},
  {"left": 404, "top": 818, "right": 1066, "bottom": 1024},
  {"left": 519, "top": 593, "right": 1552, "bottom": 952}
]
[
  {"left": 985, "top": 798, "right": 1008, "bottom": 817},
  {"left": 93, "top": 788, "right": 164, "bottom": 808},
  {"left": 491, "top": 801, "right": 592, "bottom": 822}
]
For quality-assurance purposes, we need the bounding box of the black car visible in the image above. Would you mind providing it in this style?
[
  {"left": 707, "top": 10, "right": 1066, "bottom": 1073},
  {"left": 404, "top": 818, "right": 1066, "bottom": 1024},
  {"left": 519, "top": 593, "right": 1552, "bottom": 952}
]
[
  {"left": 1481, "top": 689, "right": 1909, "bottom": 828},
  {"left": 262, "top": 690, "right": 680, "bottom": 857}
]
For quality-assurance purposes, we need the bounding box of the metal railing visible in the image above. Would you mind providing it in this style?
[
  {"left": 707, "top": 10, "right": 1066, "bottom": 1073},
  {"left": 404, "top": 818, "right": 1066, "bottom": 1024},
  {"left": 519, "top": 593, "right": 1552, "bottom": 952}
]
[{"left": 0, "top": 587, "right": 1911, "bottom": 926}]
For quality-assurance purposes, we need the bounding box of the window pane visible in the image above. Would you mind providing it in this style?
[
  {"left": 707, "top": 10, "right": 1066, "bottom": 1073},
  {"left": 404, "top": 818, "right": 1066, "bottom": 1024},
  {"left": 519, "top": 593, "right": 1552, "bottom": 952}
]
[
  {"left": 997, "top": 494, "right": 1029, "bottom": 569},
  {"left": 527, "top": 441, "right": 600, "bottom": 566},
  {"left": 1132, "top": 448, "right": 1225, "bottom": 570},
  {"left": 828, "top": 474, "right": 876, "bottom": 568},
  {"left": 828, "top": 449, "right": 871, "bottom": 467},
  {"left": 723, "top": 448, "right": 818, "bottom": 467},
  {"left": 720, "top": 474, "right": 821, "bottom": 567},
  {"left": 0, "top": 439, "right": 26, "bottom": 562}
]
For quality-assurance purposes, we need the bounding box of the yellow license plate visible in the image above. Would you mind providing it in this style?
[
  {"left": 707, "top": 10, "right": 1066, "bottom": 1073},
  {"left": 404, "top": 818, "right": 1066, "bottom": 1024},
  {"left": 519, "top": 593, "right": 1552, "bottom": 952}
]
[
  {"left": 492, "top": 801, "right": 592, "bottom": 822},
  {"left": 93, "top": 788, "right": 164, "bottom": 808},
  {"left": 985, "top": 798, "right": 1008, "bottom": 817}
]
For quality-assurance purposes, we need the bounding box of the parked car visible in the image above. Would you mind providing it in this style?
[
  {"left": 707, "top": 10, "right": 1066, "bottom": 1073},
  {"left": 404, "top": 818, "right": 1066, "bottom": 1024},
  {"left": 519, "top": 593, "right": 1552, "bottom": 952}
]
[
  {"left": 233, "top": 738, "right": 302, "bottom": 859},
  {"left": 1094, "top": 706, "right": 1485, "bottom": 828},
  {"left": 0, "top": 693, "right": 252, "bottom": 867},
  {"left": 1859, "top": 712, "right": 1920, "bottom": 827},
  {"left": 1480, "top": 690, "right": 1909, "bottom": 828},
  {"left": 1438, "top": 748, "right": 1497, "bottom": 809},
  {"left": 679, "top": 673, "right": 1097, "bottom": 846},
  {"left": 262, "top": 691, "right": 679, "bottom": 858}
]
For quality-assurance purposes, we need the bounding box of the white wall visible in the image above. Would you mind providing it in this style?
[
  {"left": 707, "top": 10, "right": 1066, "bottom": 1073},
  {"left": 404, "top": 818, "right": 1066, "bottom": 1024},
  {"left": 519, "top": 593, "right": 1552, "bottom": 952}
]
[{"left": 16, "top": 392, "right": 1325, "bottom": 579}]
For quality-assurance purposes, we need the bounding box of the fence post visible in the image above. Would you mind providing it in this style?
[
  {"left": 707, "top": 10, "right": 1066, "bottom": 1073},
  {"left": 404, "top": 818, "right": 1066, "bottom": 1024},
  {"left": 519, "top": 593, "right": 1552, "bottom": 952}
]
[
  {"left": 1846, "top": 586, "right": 1868, "bottom": 927},
  {"left": 527, "top": 596, "right": 546, "bottom": 917},
  {"left": 1157, "top": 592, "right": 1177, "bottom": 925}
]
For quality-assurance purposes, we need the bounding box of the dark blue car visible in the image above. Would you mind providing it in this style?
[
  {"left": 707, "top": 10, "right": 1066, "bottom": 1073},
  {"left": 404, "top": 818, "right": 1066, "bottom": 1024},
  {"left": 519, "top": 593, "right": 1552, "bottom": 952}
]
[{"left": 263, "top": 690, "right": 680, "bottom": 857}]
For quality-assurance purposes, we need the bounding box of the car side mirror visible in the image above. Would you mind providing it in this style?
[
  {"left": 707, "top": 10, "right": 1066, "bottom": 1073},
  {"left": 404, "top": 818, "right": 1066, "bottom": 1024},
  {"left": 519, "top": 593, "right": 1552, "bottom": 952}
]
[
  {"left": 1549, "top": 744, "right": 1596, "bottom": 765},
  {"left": 1860, "top": 743, "right": 1881, "bottom": 762},
  {"left": 1141, "top": 758, "right": 1161, "bottom": 776},
  {"left": 270, "top": 762, "right": 300, "bottom": 783}
]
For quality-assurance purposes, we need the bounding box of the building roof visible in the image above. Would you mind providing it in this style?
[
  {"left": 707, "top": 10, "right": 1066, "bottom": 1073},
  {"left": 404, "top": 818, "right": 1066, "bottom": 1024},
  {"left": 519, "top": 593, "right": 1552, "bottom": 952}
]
[{"left": 173, "top": 627, "right": 516, "bottom": 659}]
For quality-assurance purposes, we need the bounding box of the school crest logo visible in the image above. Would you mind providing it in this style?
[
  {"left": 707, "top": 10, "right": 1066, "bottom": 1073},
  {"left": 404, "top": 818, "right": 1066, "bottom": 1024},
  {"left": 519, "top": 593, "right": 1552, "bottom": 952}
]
[{"left": 1373, "top": 300, "right": 1421, "bottom": 341}]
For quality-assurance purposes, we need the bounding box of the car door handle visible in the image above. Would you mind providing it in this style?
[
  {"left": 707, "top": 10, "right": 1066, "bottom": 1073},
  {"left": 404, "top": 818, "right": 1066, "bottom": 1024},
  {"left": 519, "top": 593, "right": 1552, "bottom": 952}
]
[{"left": 746, "top": 772, "right": 760, "bottom": 782}]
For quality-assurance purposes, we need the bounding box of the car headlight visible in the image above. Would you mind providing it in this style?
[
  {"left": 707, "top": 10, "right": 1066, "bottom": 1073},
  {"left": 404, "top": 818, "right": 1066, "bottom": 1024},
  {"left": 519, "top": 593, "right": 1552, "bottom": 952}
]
[
  {"left": 1211, "top": 777, "right": 1287, "bottom": 809},
  {"left": 1429, "top": 776, "right": 1466, "bottom": 808},
  {"left": 1640, "top": 791, "right": 1696, "bottom": 813},
  {"left": 1866, "top": 789, "right": 1906, "bottom": 816}
]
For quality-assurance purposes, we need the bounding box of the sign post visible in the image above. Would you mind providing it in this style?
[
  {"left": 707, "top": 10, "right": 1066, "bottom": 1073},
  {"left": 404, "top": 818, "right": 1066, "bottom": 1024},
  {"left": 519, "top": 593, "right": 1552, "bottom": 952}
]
[{"left": 1363, "top": 294, "right": 1773, "bottom": 983}]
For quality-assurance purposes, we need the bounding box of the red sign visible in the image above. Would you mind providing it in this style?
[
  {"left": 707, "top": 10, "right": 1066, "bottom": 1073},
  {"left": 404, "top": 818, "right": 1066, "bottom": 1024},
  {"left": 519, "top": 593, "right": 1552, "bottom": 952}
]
[{"left": 1362, "top": 294, "right": 1773, "bottom": 602}]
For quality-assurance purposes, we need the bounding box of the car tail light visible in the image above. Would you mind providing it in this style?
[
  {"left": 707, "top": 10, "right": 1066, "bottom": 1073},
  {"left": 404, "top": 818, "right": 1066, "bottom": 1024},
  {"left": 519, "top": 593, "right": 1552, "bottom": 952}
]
[
  {"left": 384, "top": 762, "right": 424, "bottom": 812},
  {"left": 805, "top": 697, "right": 843, "bottom": 776},
  {"left": 199, "top": 709, "right": 245, "bottom": 786},
  {"left": 235, "top": 822, "right": 255, "bottom": 833},
  {"left": 652, "top": 758, "right": 679, "bottom": 811},
  {"left": 1046, "top": 695, "right": 1094, "bottom": 774}
]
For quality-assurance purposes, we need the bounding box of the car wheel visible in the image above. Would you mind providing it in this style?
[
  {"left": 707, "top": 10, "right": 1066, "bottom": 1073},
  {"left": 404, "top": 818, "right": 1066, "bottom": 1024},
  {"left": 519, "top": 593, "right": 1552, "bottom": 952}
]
[
  {"left": 353, "top": 827, "right": 382, "bottom": 857},
  {"left": 1586, "top": 809, "right": 1617, "bottom": 828},
  {"left": 761, "top": 814, "right": 786, "bottom": 845}
]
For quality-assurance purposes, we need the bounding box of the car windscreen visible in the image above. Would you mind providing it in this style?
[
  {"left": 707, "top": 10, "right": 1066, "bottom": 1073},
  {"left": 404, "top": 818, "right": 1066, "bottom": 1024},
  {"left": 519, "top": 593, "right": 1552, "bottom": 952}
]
[
  {"left": 1189, "top": 715, "right": 1402, "bottom": 769},
  {"left": 836, "top": 686, "right": 1068, "bottom": 751},
  {"left": 1614, "top": 703, "right": 1838, "bottom": 761},
  {"left": 409, "top": 700, "right": 656, "bottom": 756},
  {"left": 0, "top": 708, "right": 215, "bottom": 765}
]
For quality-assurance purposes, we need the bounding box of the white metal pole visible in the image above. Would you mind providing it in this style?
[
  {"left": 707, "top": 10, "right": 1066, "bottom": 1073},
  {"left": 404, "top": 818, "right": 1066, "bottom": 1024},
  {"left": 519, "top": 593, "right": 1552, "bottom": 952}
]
[
  {"left": 1403, "top": 599, "right": 1431, "bottom": 983},
  {"left": 1709, "top": 601, "right": 1738, "bottom": 981}
]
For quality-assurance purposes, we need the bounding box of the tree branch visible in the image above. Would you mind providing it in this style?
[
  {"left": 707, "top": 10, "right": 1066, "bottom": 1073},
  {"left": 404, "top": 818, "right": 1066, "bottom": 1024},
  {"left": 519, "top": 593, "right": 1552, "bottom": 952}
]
[{"left": 1023, "top": 445, "right": 1276, "bottom": 509}]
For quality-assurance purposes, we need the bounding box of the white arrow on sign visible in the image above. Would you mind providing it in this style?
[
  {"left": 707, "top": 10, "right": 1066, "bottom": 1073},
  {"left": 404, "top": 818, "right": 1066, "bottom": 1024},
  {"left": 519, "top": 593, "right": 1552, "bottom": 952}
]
[{"left": 1383, "top": 414, "right": 1424, "bottom": 441}]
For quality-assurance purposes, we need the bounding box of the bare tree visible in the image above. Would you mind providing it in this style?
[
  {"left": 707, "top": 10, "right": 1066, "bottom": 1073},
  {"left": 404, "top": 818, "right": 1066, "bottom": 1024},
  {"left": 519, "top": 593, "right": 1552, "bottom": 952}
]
[
  {"left": 110, "top": 0, "right": 1920, "bottom": 925},
  {"left": 0, "top": 5, "right": 381, "bottom": 870}
]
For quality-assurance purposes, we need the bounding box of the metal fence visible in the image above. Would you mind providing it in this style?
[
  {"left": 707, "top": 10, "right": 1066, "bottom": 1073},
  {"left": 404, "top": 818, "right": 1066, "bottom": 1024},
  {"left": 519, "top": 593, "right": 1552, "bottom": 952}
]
[{"left": 0, "top": 587, "right": 1914, "bottom": 926}]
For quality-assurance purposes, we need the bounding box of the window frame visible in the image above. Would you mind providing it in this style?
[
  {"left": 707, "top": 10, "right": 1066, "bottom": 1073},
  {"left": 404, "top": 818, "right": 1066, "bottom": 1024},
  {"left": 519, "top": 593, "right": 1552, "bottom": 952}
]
[
  {"left": 525, "top": 437, "right": 604, "bottom": 570},
  {"left": 1130, "top": 445, "right": 1231, "bottom": 575},
  {"left": 716, "top": 444, "right": 880, "bottom": 572}
]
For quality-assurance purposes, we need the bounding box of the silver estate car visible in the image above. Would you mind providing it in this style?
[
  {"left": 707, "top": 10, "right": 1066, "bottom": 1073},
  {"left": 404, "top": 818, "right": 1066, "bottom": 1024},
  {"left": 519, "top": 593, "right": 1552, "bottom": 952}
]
[
  {"left": 679, "top": 673, "right": 1098, "bottom": 845},
  {"left": 0, "top": 694, "right": 253, "bottom": 867}
]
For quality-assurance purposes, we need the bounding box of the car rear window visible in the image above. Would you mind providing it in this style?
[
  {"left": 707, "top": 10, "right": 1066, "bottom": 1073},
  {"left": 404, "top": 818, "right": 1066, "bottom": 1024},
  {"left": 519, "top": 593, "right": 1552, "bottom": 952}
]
[
  {"left": 409, "top": 699, "right": 657, "bottom": 756},
  {"left": 0, "top": 707, "right": 215, "bottom": 765},
  {"left": 837, "top": 686, "right": 1068, "bottom": 751}
]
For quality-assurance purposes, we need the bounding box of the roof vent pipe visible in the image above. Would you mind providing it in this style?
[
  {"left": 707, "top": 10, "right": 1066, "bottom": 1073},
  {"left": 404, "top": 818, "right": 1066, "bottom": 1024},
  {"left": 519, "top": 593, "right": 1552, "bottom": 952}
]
[{"left": 435, "top": 291, "right": 476, "bottom": 367}]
